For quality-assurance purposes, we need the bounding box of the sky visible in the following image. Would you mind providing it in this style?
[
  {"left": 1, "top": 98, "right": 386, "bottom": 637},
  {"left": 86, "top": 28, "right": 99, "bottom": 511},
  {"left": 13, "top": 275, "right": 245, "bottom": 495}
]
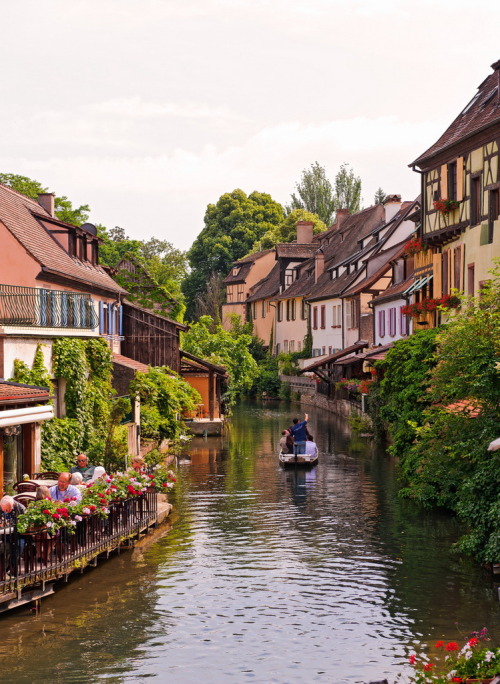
[{"left": 1, "top": 0, "right": 499, "bottom": 251}]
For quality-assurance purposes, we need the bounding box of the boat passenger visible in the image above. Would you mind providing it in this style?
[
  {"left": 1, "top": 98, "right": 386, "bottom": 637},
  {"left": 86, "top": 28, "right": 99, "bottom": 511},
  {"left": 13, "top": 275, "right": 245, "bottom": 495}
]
[
  {"left": 279, "top": 430, "right": 292, "bottom": 454},
  {"left": 290, "top": 413, "right": 309, "bottom": 455},
  {"left": 305, "top": 435, "right": 318, "bottom": 459}
]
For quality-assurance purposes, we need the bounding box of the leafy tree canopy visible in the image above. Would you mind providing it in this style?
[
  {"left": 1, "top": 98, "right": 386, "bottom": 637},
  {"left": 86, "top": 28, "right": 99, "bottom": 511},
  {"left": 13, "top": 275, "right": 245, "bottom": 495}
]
[
  {"left": 0, "top": 172, "right": 90, "bottom": 226},
  {"left": 374, "top": 187, "right": 386, "bottom": 205},
  {"left": 287, "top": 162, "right": 362, "bottom": 225},
  {"left": 255, "top": 209, "right": 326, "bottom": 251},
  {"left": 183, "top": 189, "right": 283, "bottom": 320},
  {"left": 182, "top": 315, "right": 259, "bottom": 406}
]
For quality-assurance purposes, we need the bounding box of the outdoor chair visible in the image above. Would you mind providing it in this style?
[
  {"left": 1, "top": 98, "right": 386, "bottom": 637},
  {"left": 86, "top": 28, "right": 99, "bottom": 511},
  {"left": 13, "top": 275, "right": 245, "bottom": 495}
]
[
  {"left": 33, "top": 472, "right": 60, "bottom": 480},
  {"left": 13, "top": 493, "right": 36, "bottom": 507},
  {"left": 13, "top": 482, "right": 38, "bottom": 493}
]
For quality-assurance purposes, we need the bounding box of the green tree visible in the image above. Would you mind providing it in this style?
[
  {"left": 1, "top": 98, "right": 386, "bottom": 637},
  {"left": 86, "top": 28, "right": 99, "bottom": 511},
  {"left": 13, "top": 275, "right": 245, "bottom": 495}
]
[
  {"left": 183, "top": 189, "right": 283, "bottom": 320},
  {"left": 333, "top": 163, "right": 362, "bottom": 215},
  {"left": 374, "top": 187, "right": 386, "bottom": 204},
  {"left": 287, "top": 162, "right": 336, "bottom": 225},
  {"left": 255, "top": 209, "right": 327, "bottom": 250},
  {"left": 182, "top": 315, "right": 258, "bottom": 406},
  {"left": 97, "top": 225, "right": 143, "bottom": 268},
  {"left": 0, "top": 172, "right": 90, "bottom": 225}
]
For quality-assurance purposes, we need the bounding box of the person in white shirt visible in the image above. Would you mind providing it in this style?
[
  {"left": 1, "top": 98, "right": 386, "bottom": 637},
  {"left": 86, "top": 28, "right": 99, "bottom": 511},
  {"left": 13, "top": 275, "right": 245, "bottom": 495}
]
[
  {"left": 49, "top": 472, "right": 82, "bottom": 502},
  {"left": 304, "top": 435, "right": 318, "bottom": 458}
]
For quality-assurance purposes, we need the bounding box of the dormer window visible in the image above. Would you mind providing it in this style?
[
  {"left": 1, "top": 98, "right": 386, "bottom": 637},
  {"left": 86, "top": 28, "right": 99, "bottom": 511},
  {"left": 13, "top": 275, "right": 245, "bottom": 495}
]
[{"left": 233, "top": 267, "right": 240, "bottom": 277}]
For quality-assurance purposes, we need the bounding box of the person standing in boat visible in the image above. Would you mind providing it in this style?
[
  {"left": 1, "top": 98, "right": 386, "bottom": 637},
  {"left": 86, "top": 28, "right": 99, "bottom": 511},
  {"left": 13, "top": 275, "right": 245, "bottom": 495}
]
[{"left": 290, "top": 413, "right": 309, "bottom": 455}]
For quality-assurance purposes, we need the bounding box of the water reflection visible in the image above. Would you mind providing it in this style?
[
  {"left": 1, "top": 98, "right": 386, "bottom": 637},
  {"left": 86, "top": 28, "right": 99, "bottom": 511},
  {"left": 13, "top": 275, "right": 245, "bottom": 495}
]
[{"left": 0, "top": 401, "right": 498, "bottom": 684}]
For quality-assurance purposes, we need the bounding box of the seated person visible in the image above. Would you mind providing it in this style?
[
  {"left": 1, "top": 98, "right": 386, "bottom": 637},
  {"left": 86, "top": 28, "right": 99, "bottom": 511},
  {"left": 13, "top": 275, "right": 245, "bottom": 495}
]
[
  {"left": 70, "top": 453, "right": 95, "bottom": 483},
  {"left": 0, "top": 496, "right": 26, "bottom": 577},
  {"left": 35, "top": 485, "right": 51, "bottom": 500},
  {"left": 90, "top": 466, "right": 106, "bottom": 482},
  {"left": 279, "top": 430, "right": 294, "bottom": 454},
  {"left": 70, "top": 472, "right": 83, "bottom": 485},
  {"left": 305, "top": 435, "right": 318, "bottom": 459},
  {"left": 0, "top": 495, "right": 26, "bottom": 519},
  {"left": 130, "top": 456, "right": 146, "bottom": 473},
  {"left": 49, "top": 473, "right": 82, "bottom": 502}
]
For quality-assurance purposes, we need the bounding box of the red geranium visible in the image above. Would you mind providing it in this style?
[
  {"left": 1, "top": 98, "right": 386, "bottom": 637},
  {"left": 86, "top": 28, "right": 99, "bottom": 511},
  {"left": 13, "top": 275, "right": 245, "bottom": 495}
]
[
  {"left": 446, "top": 642, "right": 459, "bottom": 651},
  {"left": 424, "top": 663, "right": 434, "bottom": 671},
  {"left": 468, "top": 637, "right": 479, "bottom": 647},
  {"left": 435, "top": 641, "right": 444, "bottom": 648},
  {"left": 408, "top": 655, "right": 417, "bottom": 664}
]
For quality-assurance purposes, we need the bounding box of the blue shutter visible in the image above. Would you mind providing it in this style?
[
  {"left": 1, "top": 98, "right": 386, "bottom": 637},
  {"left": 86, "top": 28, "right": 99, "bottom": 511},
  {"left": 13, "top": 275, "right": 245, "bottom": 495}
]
[{"left": 99, "top": 301, "right": 104, "bottom": 333}]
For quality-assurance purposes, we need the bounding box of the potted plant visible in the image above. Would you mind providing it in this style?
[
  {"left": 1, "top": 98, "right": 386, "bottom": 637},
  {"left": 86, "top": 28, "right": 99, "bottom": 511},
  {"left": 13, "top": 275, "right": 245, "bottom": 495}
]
[
  {"left": 434, "top": 198, "right": 460, "bottom": 214},
  {"left": 16, "top": 499, "right": 78, "bottom": 534}
]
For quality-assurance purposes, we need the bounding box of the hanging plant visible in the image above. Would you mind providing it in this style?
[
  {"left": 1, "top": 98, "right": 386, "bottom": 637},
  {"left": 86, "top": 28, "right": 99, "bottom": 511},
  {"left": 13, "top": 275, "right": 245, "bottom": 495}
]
[{"left": 404, "top": 238, "right": 424, "bottom": 256}]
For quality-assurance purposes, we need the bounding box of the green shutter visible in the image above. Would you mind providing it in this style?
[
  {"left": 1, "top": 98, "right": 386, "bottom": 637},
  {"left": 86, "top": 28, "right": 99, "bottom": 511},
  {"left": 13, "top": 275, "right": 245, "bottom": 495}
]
[{"left": 480, "top": 222, "right": 489, "bottom": 245}]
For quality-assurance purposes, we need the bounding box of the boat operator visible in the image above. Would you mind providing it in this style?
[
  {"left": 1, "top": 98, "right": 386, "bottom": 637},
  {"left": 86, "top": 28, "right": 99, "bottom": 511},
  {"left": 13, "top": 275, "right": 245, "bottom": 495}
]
[{"left": 290, "top": 413, "right": 309, "bottom": 455}]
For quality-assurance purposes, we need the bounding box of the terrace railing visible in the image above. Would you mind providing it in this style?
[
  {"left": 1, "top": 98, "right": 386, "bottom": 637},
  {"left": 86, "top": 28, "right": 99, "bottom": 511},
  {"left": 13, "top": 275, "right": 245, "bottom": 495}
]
[
  {"left": 0, "top": 284, "right": 98, "bottom": 329},
  {"left": 0, "top": 492, "right": 158, "bottom": 598}
]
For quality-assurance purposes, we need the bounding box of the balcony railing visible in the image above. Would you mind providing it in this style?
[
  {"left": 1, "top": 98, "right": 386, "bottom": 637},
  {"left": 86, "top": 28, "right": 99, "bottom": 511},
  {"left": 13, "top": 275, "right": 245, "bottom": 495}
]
[
  {"left": 0, "top": 284, "right": 98, "bottom": 329},
  {"left": 0, "top": 493, "right": 158, "bottom": 598}
]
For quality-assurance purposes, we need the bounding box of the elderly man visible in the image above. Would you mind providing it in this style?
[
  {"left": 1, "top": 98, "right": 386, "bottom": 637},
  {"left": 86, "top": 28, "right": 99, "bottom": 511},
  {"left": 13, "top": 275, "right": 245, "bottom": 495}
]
[
  {"left": 0, "top": 495, "right": 26, "bottom": 519},
  {"left": 49, "top": 472, "right": 82, "bottom": 502},
  {"left": 70, "top": 453, "right": 95, "bottom": 482}
]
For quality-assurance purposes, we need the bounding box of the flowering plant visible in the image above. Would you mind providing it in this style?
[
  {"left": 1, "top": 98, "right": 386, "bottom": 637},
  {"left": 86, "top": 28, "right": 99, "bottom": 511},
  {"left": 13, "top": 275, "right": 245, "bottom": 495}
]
[
  {"left": 146, "top": 465, "right": 177, "bottom": 492},
  {"left": 402, "top": 296, "right": 461, "bottom": 318},
  {"left": 434, "top": 198, "right": 460, "bottom": 214},
  {"left": 406, "top": 630, "right": 500, "bottom": 682},
  {"left": 404, "top": 238, "right": 424, "bottom": 256},
  {"left": 16, "top": 499, "right": 79, "bottom": 534}
]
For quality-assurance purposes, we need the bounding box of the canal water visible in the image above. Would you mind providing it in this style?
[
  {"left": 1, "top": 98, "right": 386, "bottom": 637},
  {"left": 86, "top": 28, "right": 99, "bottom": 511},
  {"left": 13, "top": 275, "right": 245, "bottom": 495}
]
[{"left": 0, "top": 401, "right": 499, "bottom": 684}]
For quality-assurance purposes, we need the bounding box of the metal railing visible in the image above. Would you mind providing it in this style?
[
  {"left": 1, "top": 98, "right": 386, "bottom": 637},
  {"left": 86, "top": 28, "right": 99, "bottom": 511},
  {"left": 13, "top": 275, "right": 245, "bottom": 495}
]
[
  {"left": 0, "top": 284, "right": 98, "bottom": 329},
  {"left": 0, "top": 492, "right": 157, "bottom": 597}
]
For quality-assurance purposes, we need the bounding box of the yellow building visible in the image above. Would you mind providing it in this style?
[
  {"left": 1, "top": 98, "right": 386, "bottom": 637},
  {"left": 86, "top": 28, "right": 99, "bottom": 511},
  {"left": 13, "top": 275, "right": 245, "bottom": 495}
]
[{"left": 409, "top": 59, "right": 500, "bottom": 326}]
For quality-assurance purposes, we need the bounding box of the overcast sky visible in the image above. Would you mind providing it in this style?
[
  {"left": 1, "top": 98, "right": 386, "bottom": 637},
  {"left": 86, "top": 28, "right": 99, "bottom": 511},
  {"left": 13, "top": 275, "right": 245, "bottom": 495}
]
[{"left": 1, "top": 0, "right": 499, "bottom": 250}]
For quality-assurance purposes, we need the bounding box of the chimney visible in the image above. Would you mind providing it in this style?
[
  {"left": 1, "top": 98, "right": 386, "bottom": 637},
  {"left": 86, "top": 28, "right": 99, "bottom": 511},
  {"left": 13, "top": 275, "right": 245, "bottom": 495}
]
[
  {"left": 314, "top": 248, "right": 325, "bottom": 283},
  {"left": 383, "top": 194, "right": 402, "bottom": 222},
  {"left": 38, "top": 192, "right": 55, "bottom": 217},
  {"left": 296, "top": 220, "right": 313, "bottom": 244},
  {"left": 335, "top": 208, "right": 349, "bottom": 229}
]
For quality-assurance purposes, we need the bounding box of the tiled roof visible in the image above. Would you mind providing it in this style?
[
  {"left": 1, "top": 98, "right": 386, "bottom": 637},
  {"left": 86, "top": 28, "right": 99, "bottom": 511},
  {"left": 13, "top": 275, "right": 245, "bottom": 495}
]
[
  {"left": 341, "top": 242, "right": 404, "bottom": 298},
  {"left": 444, "top": 399, "right": 483, "bottom": 418},
  {"left": 112, "top": 353, "right": 150, "bottom": 373},
  {"left": 246, "top": 263, "right": 281, "bottom": 302},
  {"left": 123, "top": 300, "right": 187, "bottom": 330},
  {"left": 223, "top": 262, "right": 253, "bottom": 284},
  {"left": 299, "top": 342, "right": 369, "bottom": 373},
  {"left": 411, "top": 60, "right": 500, "bottom": 167},
  {"left": 370, "top": 276, "right": 414, "bottom": 305},
  {"left": 0, "top": 183, "right": 126, "bottom": 295},
  {"left": 0, "top": 380, "right": 51, "bottom": 402},
  {"left": 234, "top": 249, "right": 274, "bottom": 264}
]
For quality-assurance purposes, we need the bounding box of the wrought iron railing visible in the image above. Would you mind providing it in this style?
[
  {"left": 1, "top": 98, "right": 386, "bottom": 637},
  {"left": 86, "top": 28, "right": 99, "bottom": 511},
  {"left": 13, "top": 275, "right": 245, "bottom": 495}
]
[
  {"left": 0, "top": 492, "right": 157, "bottom": 597},
  {"left": 0, "top": 284, "right": 98, "bottom": 329}
]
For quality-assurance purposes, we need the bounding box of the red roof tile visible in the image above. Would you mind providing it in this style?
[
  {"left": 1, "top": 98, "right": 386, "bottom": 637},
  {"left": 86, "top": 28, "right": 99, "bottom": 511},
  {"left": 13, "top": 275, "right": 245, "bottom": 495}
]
[
  {"left": 112, "top": 353, "right": 150, "bottom": 373},
  {"left": 0, "top": 381, "right": 51, "bottom": 402},
  {"left": 0, "top": 183, "right": 126, "bottom": 295}
]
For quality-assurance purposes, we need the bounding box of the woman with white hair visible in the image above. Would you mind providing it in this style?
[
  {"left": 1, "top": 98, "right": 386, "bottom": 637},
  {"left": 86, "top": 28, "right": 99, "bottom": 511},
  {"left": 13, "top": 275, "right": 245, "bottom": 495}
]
[{"left": 90, "top": 466, "right": 106, "bottom": 482}]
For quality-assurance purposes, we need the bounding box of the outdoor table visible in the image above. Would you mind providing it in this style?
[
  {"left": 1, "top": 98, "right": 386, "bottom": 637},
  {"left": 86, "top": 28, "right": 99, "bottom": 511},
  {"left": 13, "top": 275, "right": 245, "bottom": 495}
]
[{"left": 30, "top": 479, "right": 58, "bottom": 488}]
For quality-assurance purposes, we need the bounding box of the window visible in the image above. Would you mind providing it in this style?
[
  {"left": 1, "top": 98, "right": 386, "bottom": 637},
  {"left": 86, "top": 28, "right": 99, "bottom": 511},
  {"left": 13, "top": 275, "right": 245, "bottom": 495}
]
[
  {"left": 291, "top": 299, "right": 296, "bottom": 321},
  {"left": 289, "top": 341, "right": 295, "bottom": 352},
  {"left": 233, "top": 267, "right": 240, "bottom": 276},
  {"left": 378, "top": 310, "right": 386, "bottom": 338},
  {"left": 346, "top": 299, "right": 357, "bottom": 329},
  {"left": 442, "top": 250, "right": 450, "bottom": 295},
  {"left": 286, "top": 300, "right": 290, "bottom": 321},
  {"left": 283, "top": 340, "right": 289, "bottom": 353},
  {"left": 453, "top": 246, "right": 462, "bottom": 290},
  {"left": 328, "top": 346, "right": 332, "bottom": 354},
  {"left": 275, "top": 343, "right": 280, "bottom": 355},
  {"left": 284, "top": 270, "right": 294, "bottom": 287},
  {"left": 320, "top": 305, "right": 326, "bottom": 329},
  {"left": 227, "top": 286, "right": 233, "bottom": 302},
  {"left": 400, "top": 307, "right": 407, "bottom": 337},
  {"left": 277, "top": 301, "right": 282, "bottom": 322},
  {"left": 471, "top": 175, "right": 481, "bottom": 226},
  {"left": 331, "top": 304, "right": 341, "bottom": 328},
  {"left": 389, "top": 307, "right": 397, "bottom": 337},
  {"left": 467, "top": 263, "right": 475, "bottom": 297},
  {"left": 237, "top": 285, "right": 244, "bottom": 301},
  {"left": 488, "top": 189, "right": 499, "bottom": 243},
  {"left": 261, "top": 300, "right": 265, "bottom": 318},
  {"left": 301, "top": 300, "right": 307, "bottom": 320},
  {"left": 312, "top": 306, "right": 318, "bottom": 330},
  {"left": 322, "top": 346, "right": 326, "bottom": 356},
  {"left": 252, "top": 302, "right": 257, "bottom": 320},
  {"left": 297, "top": 341, "right": 301, "bottom": 352},
  {"left": 447, "top": 161, "right": 457, "bottom": 201}
]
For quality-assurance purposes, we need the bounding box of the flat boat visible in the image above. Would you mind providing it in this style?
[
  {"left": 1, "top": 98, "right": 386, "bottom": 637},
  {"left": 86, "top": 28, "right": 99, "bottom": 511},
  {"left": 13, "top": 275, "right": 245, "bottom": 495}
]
[{"left": 279, "top": 451, "right": 318, "bottom": 468}]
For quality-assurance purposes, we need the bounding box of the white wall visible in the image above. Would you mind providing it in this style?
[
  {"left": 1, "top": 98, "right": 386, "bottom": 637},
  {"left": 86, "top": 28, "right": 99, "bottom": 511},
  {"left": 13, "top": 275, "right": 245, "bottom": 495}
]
[
  {"left": 373, "top": 298, "right": 411, "bottom": 345},
  {"left": 310, "top": 298, "right": 343, "bottom": 356},
  {"left": 274, "top": 298, "right": 308, "bottom": 354}
]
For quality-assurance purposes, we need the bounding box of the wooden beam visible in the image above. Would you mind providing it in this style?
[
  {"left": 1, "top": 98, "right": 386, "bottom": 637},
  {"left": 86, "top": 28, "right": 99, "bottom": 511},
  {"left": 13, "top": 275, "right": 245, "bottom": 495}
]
[{"left": 209, "top": 370, "right": 215, "bottom": 421}]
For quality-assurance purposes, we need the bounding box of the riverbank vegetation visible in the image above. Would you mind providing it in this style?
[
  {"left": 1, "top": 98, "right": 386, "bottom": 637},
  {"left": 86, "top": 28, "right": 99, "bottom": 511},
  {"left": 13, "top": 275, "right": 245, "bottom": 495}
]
[{"left": 369, "top": 271, "right": 500, "bottom": 563}]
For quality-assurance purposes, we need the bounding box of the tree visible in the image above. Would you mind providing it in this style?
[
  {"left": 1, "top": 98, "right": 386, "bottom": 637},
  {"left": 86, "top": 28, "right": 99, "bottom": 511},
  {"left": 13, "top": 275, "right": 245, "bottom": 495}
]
[
  {"left": 287, "top": 162, "right": 336, "bottom": 225},
  {"left": 374, "top": 187, "right": 386, "bottom": 205},
  {"left": 0, "top": 172, "right": 90, "bottom": 225},
  {"left": 333, "top": 163, "right": 362, "bottom": 215},
  {"left": 182, "top": 315, "right": 258, "bottom": 406},
  {"left": 183, "top": 189, "right": 283, "bottom": 320},
  {"left": 255, "top": 209, "right": 327, "bottom": 250},
  {"left": 194, "top": 272, "right": 226, "bottom": 325},
  {"left": 287, "top": 162, "right": 362, "bottom": 225}
]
